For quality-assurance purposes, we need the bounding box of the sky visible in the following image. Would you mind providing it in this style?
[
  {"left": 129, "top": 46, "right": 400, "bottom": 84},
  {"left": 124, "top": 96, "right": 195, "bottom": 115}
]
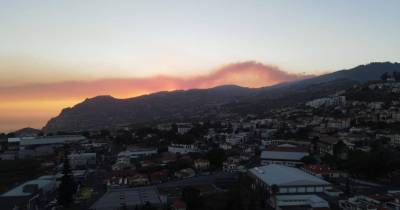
[{"left": 0, "top": 0, "right": 400, "bottom": 132}]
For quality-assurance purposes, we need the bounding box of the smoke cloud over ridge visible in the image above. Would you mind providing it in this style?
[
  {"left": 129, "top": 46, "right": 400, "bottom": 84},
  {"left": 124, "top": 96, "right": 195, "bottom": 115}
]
[{"left": 0, "top": 61, "right": 311, "bottom": 131}]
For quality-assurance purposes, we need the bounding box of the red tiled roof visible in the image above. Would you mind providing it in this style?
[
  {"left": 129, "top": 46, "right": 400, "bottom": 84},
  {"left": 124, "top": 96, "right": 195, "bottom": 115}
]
[{"left": 303, "top": 164, "right": 334, "bottom": 174}]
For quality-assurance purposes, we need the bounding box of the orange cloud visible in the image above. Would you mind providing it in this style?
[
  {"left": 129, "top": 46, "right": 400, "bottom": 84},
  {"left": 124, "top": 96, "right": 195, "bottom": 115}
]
[{"left": 0, "top": 61, "right": 311, "bottom": 132}]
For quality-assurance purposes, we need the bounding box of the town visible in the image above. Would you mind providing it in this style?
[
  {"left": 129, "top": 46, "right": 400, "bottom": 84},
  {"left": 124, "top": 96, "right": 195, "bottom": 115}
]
[{"left": 1, "top": 74, "right": 400, "bottom": 210}]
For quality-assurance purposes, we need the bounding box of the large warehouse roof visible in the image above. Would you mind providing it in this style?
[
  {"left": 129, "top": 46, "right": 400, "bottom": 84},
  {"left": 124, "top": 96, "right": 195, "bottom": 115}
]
[
  {"left": 20, "top": 135, "right": 86, "bottom": 146},
  {"left": 90, "top": 186, "right": 163, "bottom": 210},
  {"left": 249, "top": 164, "right": 331, "bottom": 187}
]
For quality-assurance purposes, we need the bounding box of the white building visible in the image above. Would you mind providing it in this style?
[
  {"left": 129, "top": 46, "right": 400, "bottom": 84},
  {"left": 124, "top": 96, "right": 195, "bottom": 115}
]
[
  {"left": 223, "top": 156, "right": 244, "bottom": 173},
  {"left": 68, "top": 153, "right": 97, "bottom": 169},
  {"left": 194, "top": 159, "right": 210, "bottom": 170},
  {"left": 176, "top": 123, "right": 193, "bottom": 134},
  {"left": 168, "top": 144, "right": 198, "bottom": 154},
  {"left": 219, "top": 143, "right": 232, "bottom": 151},
  {"left": 306, "top": 96, "right": 346, "bottom": 108},
  {"left": 118, "top": 147, "right": 158, "bottom": 159},
  {"left": 112, "top": 156, "right": 132, "bottom": 171},
  {"left": 260, "top": 145, "right": 309, "bottom": 167},
  {"left": 226, "top": 132, "right": 247, "bottom": 145}
]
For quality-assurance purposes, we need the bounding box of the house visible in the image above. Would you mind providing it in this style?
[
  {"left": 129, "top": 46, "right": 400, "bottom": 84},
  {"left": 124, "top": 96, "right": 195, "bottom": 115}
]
[
  {"left": 226, "top": 132, "right": 248, "bottom": 145},
  {"left": 128, "top": 174, "right": 150, "bottom": 186},
  {"left": 150, "top": 170, "right": 169, "bottom": 184},
  {"left": 194, "top": 159, "right": 210, "bottom": 170},
  {"left": 260, "top": 144, "right": 309, "bottom": 167},
  {"left": 0, "top": 137, "right": 7, "bottom": 152},
  {"left": 326, "top": 118, "right": 351, "bottom": 130},
  {"left": 157, "top": 123, "right": 173, "bottom": 131},
  {"left": 157, "top": 153, "right": 177, "bottom": 165},
  {"left": 0, "top": 151, "right": 17, "bottom": 160},
  {"left": 112, "top": 156, "right": 133, "bottom": 171},
  {"left": 176, "top": 123, "right": 193, "bottom": 134},
  {"left": 140, "top": 159, "right": 158, "bottom": 168},
  {"left": 175, "top": 168, "right": 195, "bottom": 179},
  {"left": 377, "top": 134, "right": 400, "bottom": 146},
  {"left": 168, "top": 144, "right": 198, "bottom": 154},
  {"left": 302, "top": 164, "right": 342, "bottom": 178},
  {"left": 317, "top": 136, "right": 341, "bottom": 155},
  {"left": 223, "top": 156, "right": 244, "bottom": 173},
  {"left": 306, "top": 96, "right": 346, "bottom": 108},
  {"left": 68, "top": 152, "right": 97, "bottom": 169},
  {"left": 219, "top": 143, "right": 232, "bottom": 151},
  {"left": 249, "top": 164, "right": 332, "bottom": 194}
]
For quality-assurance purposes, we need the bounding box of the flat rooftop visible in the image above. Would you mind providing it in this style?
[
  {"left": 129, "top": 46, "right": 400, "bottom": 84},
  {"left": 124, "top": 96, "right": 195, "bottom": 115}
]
[
  {"left": 249, "top": 164, "right": 331, "bottom": 187},
  {"left": 90, "top": 186, "right": 163, "bottom": 210},
  {"left": 261, "top": 150, "right": 308, "bottom": 161},
  {"left": 276, "top": 194, "right": 330, "bottom": 208},
  {"left": 20, "top": 135, "right": 86, "bottom": 146},
  {"left": 1, "top": 179, "right": 56, "bottom": 197}
]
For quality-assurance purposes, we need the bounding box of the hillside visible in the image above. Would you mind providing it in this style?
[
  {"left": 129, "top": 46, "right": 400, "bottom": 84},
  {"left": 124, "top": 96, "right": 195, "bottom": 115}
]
[{"left": 43, "top": 62, "right": 400, "bottom": 132}]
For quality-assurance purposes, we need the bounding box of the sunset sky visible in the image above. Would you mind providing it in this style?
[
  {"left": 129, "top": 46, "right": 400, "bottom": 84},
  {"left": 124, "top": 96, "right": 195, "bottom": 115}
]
[{"left": 1, "top": 0, "right": 400, "bottom": 132}]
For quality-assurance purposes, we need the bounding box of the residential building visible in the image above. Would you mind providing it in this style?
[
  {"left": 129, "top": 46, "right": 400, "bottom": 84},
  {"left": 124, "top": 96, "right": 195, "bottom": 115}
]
[
  {"left": 168, "top": 144, "right": 198, "bottom": 154},
  {"left": 68, "top": 152, "right": 97, "bottom": 169},
  {"left": 306, "top": 96, "right": 346, "bottom": 108},
  {"left": 302, "top": 164, "right": 342, "bottom": 178},
  {"left": 194, "top": 159, "right": 210, "bottom": 170}
]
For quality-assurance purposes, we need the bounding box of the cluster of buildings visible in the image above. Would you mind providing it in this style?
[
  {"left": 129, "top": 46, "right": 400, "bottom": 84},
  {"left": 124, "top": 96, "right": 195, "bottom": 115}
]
[
  {"left": 0, "top": 133, "right": 110, "bottom": 210},
  {"left": 1, "top": 80, "right": 400, "bottom": 210}
]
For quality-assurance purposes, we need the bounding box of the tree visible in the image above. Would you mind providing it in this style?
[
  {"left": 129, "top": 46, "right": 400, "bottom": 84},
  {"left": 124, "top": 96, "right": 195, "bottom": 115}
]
[
  {"left": 141, "top": 202, "right": 157, "bottom": 210},
  {"left": 301, "top": 155, "right": 317, "bottom": 164},
  {"left": 57, "top": 149, "right": 76, "bottom": 208},
  {"left": 270, "top": 185, "right": 279, "bottom": 210},
  {"left": 182, "top": 187, "right": 202, "bottom": 210},
  {"left": 393, "top": 71, "right": 400, "bottom": 81},
  {"left": 333, "top": 141, "right": 347, "bottom": 160},
  {"left": 381, "top": 72, "right": 389, "bottom": 81},
  {"left": 206, "top": 148, "right": 226, "bottom": 169}
]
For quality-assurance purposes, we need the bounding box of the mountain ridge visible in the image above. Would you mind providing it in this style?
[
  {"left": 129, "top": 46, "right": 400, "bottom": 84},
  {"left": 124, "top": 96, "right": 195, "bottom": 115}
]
[{"left": 43, "top": 62, "right": 400, "bottom": 132}]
